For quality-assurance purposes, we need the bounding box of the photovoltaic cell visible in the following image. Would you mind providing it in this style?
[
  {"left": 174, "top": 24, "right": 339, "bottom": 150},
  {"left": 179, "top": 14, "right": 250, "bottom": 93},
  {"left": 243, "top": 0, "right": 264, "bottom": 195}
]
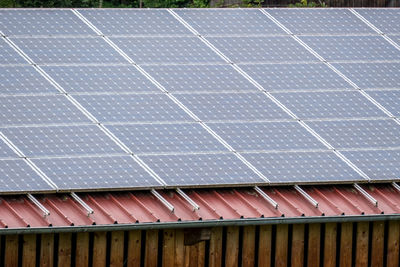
[
  {"left": 207, "top": 121, "right": 325, "bottom": 152},
  {"left": 389, "top": 35, "right": 400, "bottom": 46},
  {"left": 308, "top": 119, "right": 400, "bottom": 149},
  {"left": 175, "top": 9, "right": 285, "bottom": 36},
  {"left": 0, "top": 39, "right": 27, "bottom": 64},
  {"left": 243, "top": 151, "right": 364, "bottom": 183},
  {"left": 140, "top": 153, "right": 265, "bottom": 186},
  {"left": 367, "top": 90, "right": 400, "bottom": 117},
  {"left": 272, "top": 91, "right": 386, "bottom": 119},
  {"left": 341, "top": 149, "right": 400, "bottom": 181},
  {"left": 0, "top": 138, "right": 18, "bottom": 158},
  {"left": 73, "top": 94, "right": 192, "bottom": 123},
  {"left": 268, "top": 9, "right": 375, "bottom": 35},
  {"left": 111, "top": 37, "right": 224, "bottom": 64},
  {"left": 42, "top": 65, "right": 160, "bottom": 93},
  {"left": 0, "top": 95, "right": 91, "bottom": 127},
  {"left": 107, "top": 123, "right": 227, "bottom": 154},
  {"left": 1, "top": 125, "right": 125, "bottom": 157},
  {"left": 142, "top": 64, "right": 258, "bottom": 93},
  {"left": 355, "top": 9, "right": 400, "bottom": 35},
  {"left": 32, "top": 155, "right": 161, "bottom": 190},
  {"left": 239, "top": 63, "right": 352, "bottom": 92},
  {"left": 174, "top": 92, "right": 291, "bottom": 122}
]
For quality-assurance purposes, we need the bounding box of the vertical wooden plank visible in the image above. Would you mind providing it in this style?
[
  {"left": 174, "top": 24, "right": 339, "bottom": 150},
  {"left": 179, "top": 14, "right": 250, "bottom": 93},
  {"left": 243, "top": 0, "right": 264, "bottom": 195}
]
[
  {"left": 40, "top": 233, "right": 54, "bottom": 267},
  {"left": 175, "top": 229, "right": 185, "bottom": 267},
  {"left": 22, "top": 234, "right": 36, "bottom": 267},
  {"left": 162, "top": 229, "right": 175, "bottom": 267},
  {"left": 275, "top": 224, "right": 289, "bottom": 267},
  {"left": 58, "top": 233, "right": 72, "bottom": 267},
  {"left": 307, "top": 223, "right": 321, "bottom": 267},
  {"left": 324, "top": 223, "right": 337, "bottom": 267},
  {"left": 5, "top": 235, "right": 19, "bottom": 267},
  {"left": 184, "top": 244, "right": 191, "bottom": 267},
  {"left": 225, "top": 226, "right": 239, "bottom": 267},
  {"left": 339, "top": 222, "right": 353, "bottom": 267},
  {"left": 92, "top": 232, "right": 107, "bottom": 267},
  {"left": 291, "top": 224, "right": 305, "bottom": 267},
  {"left": 242, "top": 225, "right": 255, "bottom": 267},
  {"left": 258, "top": 225, "right": 272, "bottom": 267},
  {"left": 371, "top": 221, "right": 384, "bottom": 267},
  {"left": 127, "top": 230, "right": 141, "bottom": 267},
  {"left": 197, "top": 241, "right": 206, "bottom": 267},
  {"left": 75, "top": 232, "right": 89, "bottom": 267},
  {"left": 209, "top": 227, "right": 223, "bottom": 267},
  {"left": 110, "top": 231, "right": 124, "bottom": 267},
  {"left": 355, "top": 222, "right": 369, "bottom": 267},
  {"left": 145, "top": 230, "right": 159, "bottom": 267},
  {"left": 387, "top": 220, "right": 400, "bottom": 267}
]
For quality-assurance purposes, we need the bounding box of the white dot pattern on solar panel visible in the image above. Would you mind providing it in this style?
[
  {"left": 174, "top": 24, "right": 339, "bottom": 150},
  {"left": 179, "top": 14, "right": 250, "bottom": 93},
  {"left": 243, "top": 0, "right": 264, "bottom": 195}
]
[
  {"left": 341, "top": 149, "right": 400, "bottom": 180},
  {"left": 1, "top": 125, "right": 125, "bottom": 157},
  {"left": 389, "top": 35, "right": 400, "bottom": 47},
  {"left": 243, "top": 151, "right": 364, "bottom": 183},
  {"left": 140, "top": 153, "right": 265, "bottom": 186},
  {"left": 0, "top": 10, "right": 94, "bottom": 36},
  {"left": 367, "top": 90, "right": 400, "bottom": 117},
  {"left": 0, "top": 138, "right": 18, "bottom": 158},
  {"left": 32, "top": 156, "right": 160, "bottom": 189},
  {"left": 0, "top": 95, "right": 91, "bottom": 127},
  {"left": 42, "top": 65, "right": 160, "bottom": 93},
  {"left": 142, "top": 64, "right": 258, "bottom": 93},
  {"left": 0, "top": 40, "right": 27, "bottom": 64},
  {"left": 106, "top": 123, "right": 228, "bottom": 154},
  {"left": 355, "top": 9, "right": 400, "bottom": 34},
  {"left": 308, "top": 119, "right": 400, "bottom": 149},
  {"left": 174, "top": 92, "right": 291, "bottom": 122}
]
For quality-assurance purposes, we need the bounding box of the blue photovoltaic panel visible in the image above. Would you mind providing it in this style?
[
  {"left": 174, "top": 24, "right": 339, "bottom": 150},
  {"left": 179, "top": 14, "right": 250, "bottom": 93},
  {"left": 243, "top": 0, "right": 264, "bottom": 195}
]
[
  {"left": 243, "top": 151, "right": 364, "bottom": 183},
  {"left": 207, "top": 121, "right": 325, "bottom": 152},
  {"left": 0, "top": 138, "right": 18, "bottom": 158},
  {"left": 73, "top": 94, "right": 192, "bottom": 123},
  {"left": 0, "top": 39, "right": 27, "bottom": 64},
  {"left": 111, "top": 37, "right": 224, "bottom": 64},
  {"left": 341, "top": 149, "right": 400, "bottom": 181},
  {"left": 300, "top": 36, "right": 400, "bottom": 62},
  {"left": 32, "top": 155, "right": 161, "bottom": 190},
  {"left": 239, "top": 63, "right": 352, "bottom": 92},
  {"left": 0, "top": 95, "right": 91, "bottom": 127},
  {"left": 0, "top": 159, "right": 53, "bottom": 192},
  {"left": 308, "top": 119, "right": 400, "bottom": 149},
  {"left": 79, "top": 9, "right": 191, "bottom": 36},
  {"left": 272, "top": 91, "right": 386, "bottom": 119},
  {"left": 1, "top": 125, "right": 125, "bottom": 157},
  {"left": 140, "top": 153, "right": 265, "bottom": 186},
  {"left": 174, "top": 92, "right": 291, "bottom": 122},
  {"left": 268, "top": 9, "right": 375, "bottom": 35},
  {"left": 208, "top": 36, "right": 317, "bottom": 63},
  {"left": 0, "top": 66, "right": 58, "bottom": 95},
  {"left": 355, "top": 9, "right": 400, "bottom": 34},
  {"left": 0, "top": 10, "right": 93, "bottom": 36},
  {"left": 10, "top": 37, "right": 126, "bottom": 64},
  {"left": 367, "top": 90, "right": 400, "bottom": 117},
  {"left": 389, "top": 35, "right": 400, "bottom": 46},
  {"left": 107, "top": 123, "right": 227, "bottom": 154},
  {"left": 175, "top": 9, "right": 285, "bottom": 36},
  {"left": 141, "top": 64, "right": 258, "bottom": 93},
  {"left": 42, "top": 65, "right": 160, "bottom": 94},
  {"left": 332, "top": 63, "right": 400, "bottom": 90}
]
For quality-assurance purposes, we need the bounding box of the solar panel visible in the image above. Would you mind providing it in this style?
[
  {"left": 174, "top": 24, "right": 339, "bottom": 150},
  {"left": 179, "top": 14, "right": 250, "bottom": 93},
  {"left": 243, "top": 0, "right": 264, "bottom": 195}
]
[
  {"left": 0, "top": 138, "right": 18, "bottom": 159},
  {"left": 367, "top": 90, "right": 400, "bottom": 117},
  {"left": 355, "top": 9, "right": 400, "bottom": 34},
  {"left": 106, "top": 123, "right": 227, "bottom": 154},
  {"left": 141, "top": 64, "right": 258, "bottom": 93},
  {"left": 267, "top": 9, "right": 375, "bottom": 35},
  {"left": 0, "top": 95, "right": 91, "bottom": 127},
  {"left": 272, "top": 91, "right": 387, "bottom": 119},
  {"left": 341, "top": 149, "right": 400, "bottom": 181},
  {"left": 110, "top": 37, "right": 225, "bottom": 64},
  {"left": 10, "top": 37, "right": 126, "bottom": 64},
  {"left": 1, "top": 125, "right": 125, "bottom": 157},
  {"left": 174, "top": 92, "right": 291, "bottom": 122},
  {"left": 208, "top": 36, "right": 317, "bottom": 63},
  {"left": 73, "top": 94, "right": 193, "bottom": 123},
  {"left": 140, "top": 153, "right": 265, "bottom": 186},
  {"left": 308, "top": 119, "right": 400, "bottom": 149},
  {"left": 243, "top": 151, "right": 365, "bottom": 183},
  {"left": 175, "top": 9, "right": 285, "bottom": 36},
  {"left": 389, "top": 35, "right": 400, "bottom": 46},
  {"left": 42, "top": 65, "right": 160, "bottom": 94},
  {"left": 239, "top": 63, "right": 352, "bottom": 92},
  {"left": 207, "top": 121, "right": 325, "bottom": 152},
  {"left": 32, "top": 155, "right": 161, "bottom": 190},
  {"left": 0, "top": 39, "right": 27, "bottom": 64}
]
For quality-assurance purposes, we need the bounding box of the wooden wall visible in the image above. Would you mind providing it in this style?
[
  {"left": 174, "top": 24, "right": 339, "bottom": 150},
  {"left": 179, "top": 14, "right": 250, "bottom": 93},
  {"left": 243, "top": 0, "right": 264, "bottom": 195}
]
[{"left": 0, "top": 220, "right": 399, "bottom": 267}]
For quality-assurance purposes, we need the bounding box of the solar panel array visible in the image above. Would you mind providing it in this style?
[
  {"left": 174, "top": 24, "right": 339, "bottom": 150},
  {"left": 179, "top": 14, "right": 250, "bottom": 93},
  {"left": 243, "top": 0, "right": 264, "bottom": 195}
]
[{"left": 1, "top": 8, "right": 400, "bottom": 193}]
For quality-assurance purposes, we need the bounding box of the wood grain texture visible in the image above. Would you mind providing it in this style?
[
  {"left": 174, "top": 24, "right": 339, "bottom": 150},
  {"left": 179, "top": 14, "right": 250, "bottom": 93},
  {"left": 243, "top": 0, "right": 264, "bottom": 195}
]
[
  {"left": 371, "top": 221, "right": 384, "bottom": 267},
  {"left": 275, "top": 224, "right": 288, "bottom": 267},
  {"left": 110, "top": 231, "right": 124, "bottom": 267},
  {"left": 291, "top": 224, "right": 305, "bottom": 267},
  {"left": 355, "top": 222, "right": 369, "bottom": 267},
  {"left": 75, "top": 232, "right": 89, "bottom": 267},
  {"left": 145, "top": 230, "right": 159, "bottom": 267},
  {"left": 258, "top": 225, "right": 272, "bottom": 267},
  {"left": 162, "top": 229, "right": 175, "bottom": 267},
  {"left": 323, "top": 223, "right": 337, "bottom": 267},
  {"left": 339, "top": 222, "right": 353, "bottom": 267},
  {"left": 387, "top": 220, "right": 400, "bottom": 267},
  {"left": 242, "top": 225, "right": 255, "bottom": 267},
  {"left": 127, "top": 230, "right": 141, "bottom": 267},
  {"left": 40, "top": 233, "right": 54, "bottom": 267},
  {"left": 5, "top": 235, "right": 19, "bottom": 267},
  {"left": 58, "top": 233, "right": 72, "bottom": 267},
  {"left": 92, "top": 232, "right": 107, "bottom": 267},
  {"left": 225, "top": 226, "right": 239, "bottom": 267},
  {"left": 175, "top": 229, "right": 185, "bottom": 267},
  {"left": 209, "top": 227, "right": 223, "bottom": 267},
  {"left": 22, "top": 234, "right": 36, "bottom": 267},
  {"left": 307, "top": 223, "right": 321, "bottom": 267}
]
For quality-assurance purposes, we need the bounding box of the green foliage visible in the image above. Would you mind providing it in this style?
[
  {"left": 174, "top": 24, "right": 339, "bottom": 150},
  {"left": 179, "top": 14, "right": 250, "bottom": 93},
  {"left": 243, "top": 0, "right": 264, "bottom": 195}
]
[{"left": 289, "top": 0, "right": 327, "bottom": 7}]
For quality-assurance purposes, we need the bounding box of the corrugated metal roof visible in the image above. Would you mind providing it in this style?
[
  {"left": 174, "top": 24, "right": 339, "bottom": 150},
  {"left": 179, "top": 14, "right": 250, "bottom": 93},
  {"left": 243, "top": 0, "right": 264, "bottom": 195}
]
[{"left": 1, "top": 183, "right": 400, "bottom": 231}]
